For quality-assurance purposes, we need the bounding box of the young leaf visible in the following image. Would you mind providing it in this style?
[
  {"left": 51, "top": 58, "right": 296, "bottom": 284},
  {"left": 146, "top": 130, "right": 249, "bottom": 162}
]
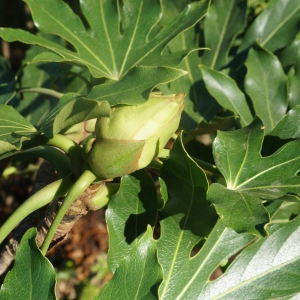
[
  {"left": 106, "top": 170, "right": 157, "bottom": 274},
  {"left": 288, "top": 56, "right": 300, "bottom": 108},
  {"left": 199, "top": 216, "right": 300, "bottom": 299},
  {"left": 39, "top": 93, "right": 111, "bottom": 138},
  {"left": 201, "top": 0, "right": 247, "bottom": 70},
  {"left": 157, "top": 133, "right": 218, "bottom": 299},
  {"left": 0, "top": 104, "right": 37, "bottom": 149},
  {"left": 245, "top": 43, "right": 288, "bottom": 134},
  {"left": 239, "top": 0, "right": 300, "bottom": 53},
  {"left": 208, "top": 117, "right": 300, "bottom": 236},
  {"left": 199, "top": 65, "right": 253, "bottom": 127},
  {"left": 96, "top": 226, "right": 162, "bottom": 300},
  {"left": 0, "top": 0, "right": 209, "bottom": 80},
  {"left": 0, "top": 228, "right": 57, "bottom": 300}
]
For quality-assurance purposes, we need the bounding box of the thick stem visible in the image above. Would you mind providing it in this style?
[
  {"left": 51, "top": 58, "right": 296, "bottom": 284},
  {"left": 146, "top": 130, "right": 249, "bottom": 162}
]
[
  {"left": 40, "top": 169, "right": 96, "bottom": 255},
  {"left": 0, "top": 176, "right": 73, "bottom": 245},
  {"left": 17, "top": 87, "right": 64, "bottom": 99},
  {"left": 15, "top": 145, "right": 72, "bottom": 178},
  {"left": 47, "top": 134, "right": 83, "bottom": 175}
]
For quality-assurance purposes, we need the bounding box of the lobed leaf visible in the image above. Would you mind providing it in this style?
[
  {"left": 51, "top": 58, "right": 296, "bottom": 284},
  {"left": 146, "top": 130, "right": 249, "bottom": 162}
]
[
  {"left": 0, "top": 0, "right": 209, "bottom": 80},
  {"left": 208, "top": 117, "right": 300, "bottom": 236},
  {"left": 245, "top": 43, "right": 288, "bottom": 134},
  {"left": 105, "top": 170, "right": 157, "bottom": 274},
  {"left": 96, "top": 226, "right": 162, "bottom": 300},
  {"left": 157, "top": 133, "right": 218, "bottom": 299},
  {"left": 0, "top": 228, "right": 57, "bottom": 300}
]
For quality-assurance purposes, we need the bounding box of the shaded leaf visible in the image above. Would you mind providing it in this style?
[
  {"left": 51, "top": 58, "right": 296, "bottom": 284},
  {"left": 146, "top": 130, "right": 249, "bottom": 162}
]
[
  {"left": 201, "top": 0, "right": 247, "bottom": 70},
  {"left": 239, "top": 0, "right": 300, "bottom": 53},
  {"left": 0, "top": 228, "right": 56, "bottom": 300},
  {"left": 200, "top": 216, "right": 300, "bottom": 299},
  {"left": 157, "top": 133, "right": 218, "bottom": 299},
  {"left": 270, "top": 104, "right": 300, "bottom": 139},
  {"left": 106, "top": 170, "right": 157, "bottom": 274},
  {"left": 0, "top": 57, "right": 16, "bottom": 105},
  {"left": 194, "top": 116, "right": 235, "bottom": 135},
  {"left": 0, "top": 104, "right": 37, "bottom": 149},
  {"left": 288, "top": 56, "right": 300, "bottom": 108},
  {"left": 200, "top": 65, "right": 253, "bottom": 126},
  {"left": 0, "top": 0, "right": 209, "bottom": 80},
  {"left": 96, "top": 227, "right": 162, "bottom": 300},
  {"left": 245, "top": 43, "right": 288, "bottom": 134},
  {"left": 39, "top": 93, "right": 111, "bottom": 138},
  {"left": 208, "top": 117, "right": 300, "bottom": 236},
  {"left": 87, "top": 66, "right": 187, "bottom": 105}
]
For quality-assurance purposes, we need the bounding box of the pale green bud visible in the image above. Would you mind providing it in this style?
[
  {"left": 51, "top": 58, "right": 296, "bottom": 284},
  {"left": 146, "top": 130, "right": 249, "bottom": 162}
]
[{"left": 88, "top": 93, "right": 184, "bottom": 179}]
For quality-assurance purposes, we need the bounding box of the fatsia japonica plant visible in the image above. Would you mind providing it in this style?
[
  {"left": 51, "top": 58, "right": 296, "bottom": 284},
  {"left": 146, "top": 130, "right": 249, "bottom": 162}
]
[{"left": 0, "top": 0, "right": 300, "bottom": 299}]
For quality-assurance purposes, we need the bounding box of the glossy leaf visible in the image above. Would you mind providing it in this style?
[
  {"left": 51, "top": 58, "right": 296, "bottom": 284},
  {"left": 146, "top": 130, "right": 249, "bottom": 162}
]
[
  {"left": 239, "top": 0, "right": 300, "bottom": 53},
  {"left": 200, "top": 65, "right": 253, "bottom": 126},
  {"left": 199, "top": 216, "right": 300, "bottom": 299},
  {"left": 39, "top": 93, "right": 111, "bottom": 138},
  {"left": 0, "top": 0, "right": 209, "bottom": 80},
  {"left": 87, "top": 66, "right": 187, "bottom": 106},
  {"left": 208, "top": 117, "right": 300, "bottom": 236},
  {"left": 288, "top": 56, "right": 300, "bottom": 108},
  {"left": 157, "top": 133, "right": 218, "bottom": 299},
  {"left": 0, "top": 104, "right": 37, "bottom": 149},
  {"left": 270, "top": 104, "right": 300, "bottom": 139},
  {"left": 96, "top": 227, "right": 162, "bottom": 300},
  {"left": 0, "top": 57, "right": 16, "bottom": 105},
  {"left": 245, "top": 43, "right": 288, "bottom": 134},
  {"left": 0, "top": 228, "right": 57, "bottom": 300},
  {"left": 106, "top": 170, "right": 157, "bottom": 274},
  {"left": 201, "top": 0, "right": 247, "bottom": 70}
]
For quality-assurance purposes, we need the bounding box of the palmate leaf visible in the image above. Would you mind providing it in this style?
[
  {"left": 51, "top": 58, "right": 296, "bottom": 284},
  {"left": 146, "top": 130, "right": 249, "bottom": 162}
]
[
  {"left": 157, "top": 133, "right": 218, "bottom": 299},
  {"left": 0, "top": 228, "right": 56, "bottom": 300},
  {"left": 208, "top": 117, "right": 300, "bottom": 237},
  {"left": 0, "top": 0, "right": 209, "bottom": 80}
]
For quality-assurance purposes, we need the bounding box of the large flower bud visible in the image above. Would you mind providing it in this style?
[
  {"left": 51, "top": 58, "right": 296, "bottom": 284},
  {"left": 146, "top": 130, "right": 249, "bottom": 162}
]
[{"left": 88, "top": 93, "right": 184, "bottom": 179}]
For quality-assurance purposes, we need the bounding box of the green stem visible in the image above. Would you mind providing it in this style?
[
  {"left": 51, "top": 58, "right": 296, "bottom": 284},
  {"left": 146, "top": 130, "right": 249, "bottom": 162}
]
[
  {"left": 15, "top": 145, "right": 72, "bottom": 178},
  {"left": 16, "top": 87, "right": 64, "bottom": 99},
  {"left": 0, "top": 176, "right": 73, "bottom": 245},
  {"left": 41, "top": 169, "right": 96, "bottom": 255},
  {"left": 158, "top": 149, "right": 222, "bottom": 176},
  {"left": 47, "top": 134, "right": 82, "bottom": 175}
]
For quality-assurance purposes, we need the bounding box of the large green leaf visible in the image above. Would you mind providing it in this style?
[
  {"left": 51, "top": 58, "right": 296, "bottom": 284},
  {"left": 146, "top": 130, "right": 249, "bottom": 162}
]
[
  {"left": 244, "top": 43, "right": 288, "bottom": 134},
  {"left": 0, "top": 0, "right": 209, "bottom": 80},
  {"left": 0, "top": 104, "right": 37, "bottom": 149},
  {"left": 0, "top": 228, "right": 57, "bottom": 300},
  {"left": 105, "top": 170, "right": 157, "bottom": 274},
  {"left": 96, "top": 227, "right": 162, "bottom": 300},
  {"left": 157, "top": 133, "right": 218, "bottom": 299},
  {"left": 199, "top": 216, "right": 300, "bottom": 299},
  {"left": 239, "top": 0, "right": 300, "bottom": 53},
  {"left": 208, "top": 117, "right": 300, "bottom": 236},
  {"left": 201, "top": 0, "right": 247, "bottom": 70},
  {"left": 199, "top": 65, "right": 253, "bottom": 127}
]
